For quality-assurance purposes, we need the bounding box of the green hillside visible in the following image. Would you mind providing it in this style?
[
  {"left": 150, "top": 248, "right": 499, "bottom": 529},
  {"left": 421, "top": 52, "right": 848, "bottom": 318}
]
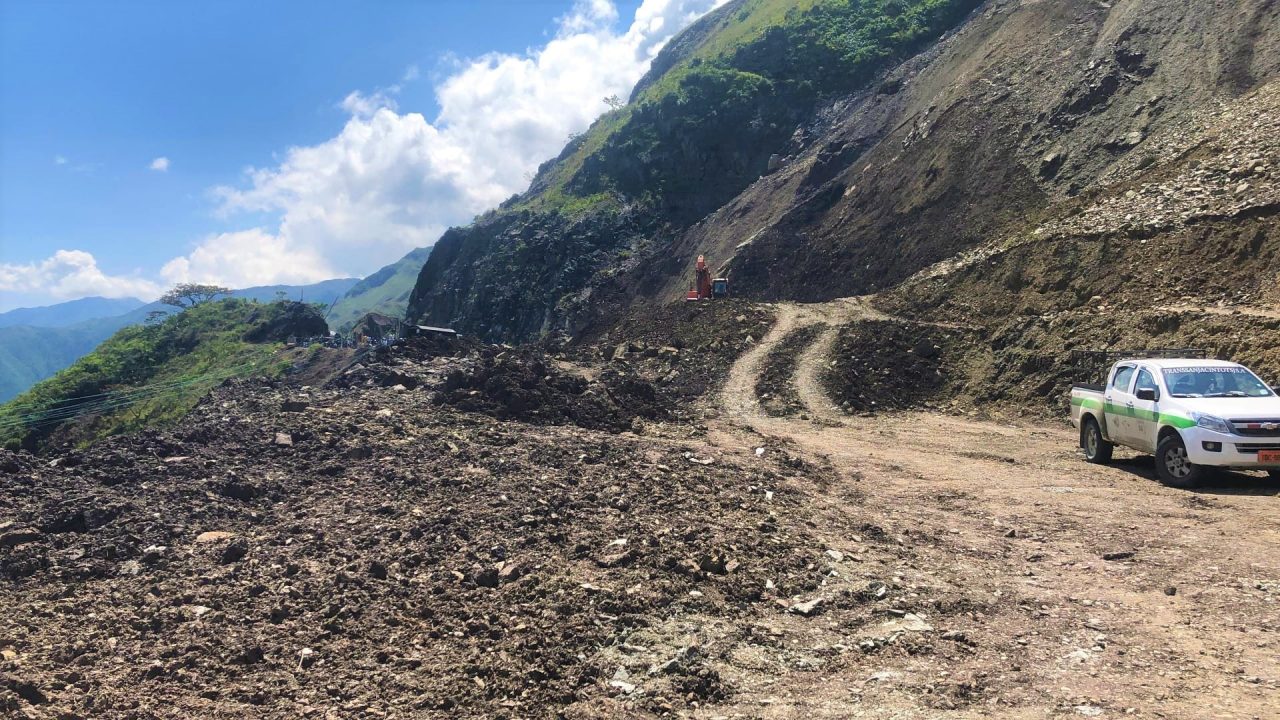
[
  {"left": 326, "top": 246, "right": 432, "bottom": 331},
  {"left": 0, "top": 322, "right": 125, "bottom": 403},
  {"left": 0, "top": 299, "right": 326, "bottom": 451},
  {"left": 554, "top": 0, "right": 980, "bottom": 219},
  {"left": 0, "top": 278, "right": 357, "bottom": 403}
]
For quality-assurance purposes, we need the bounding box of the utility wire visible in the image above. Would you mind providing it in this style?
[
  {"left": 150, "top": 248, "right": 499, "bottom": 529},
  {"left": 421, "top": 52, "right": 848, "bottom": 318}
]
[{"left": 0, "top": 358, "right": 270, "bottom": 431}]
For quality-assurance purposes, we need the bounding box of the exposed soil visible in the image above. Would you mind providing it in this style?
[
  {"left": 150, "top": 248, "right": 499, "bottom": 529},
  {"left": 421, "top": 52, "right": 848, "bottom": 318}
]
[
  {"left": 573, "top": 300, "right": 775, "bottom": 419},
  {"left": 338, "top": 336, "right": 667, "bottom": 433},
  {"left": 755, "top": 324, "right": 825, "bottom": 416},
  {"left": 866, "top": 301, "right": 1280, "bottom": 418},
  {"left": 871, "top": 82, "right": 1280, "bottom": 418},
  {"left": 822, "top": 320, "right": 977, "bottom": 413},
  {"left": 708, "top": 299, "right": 1280, "bottom": 719},
  {"left": 0, "top": 370, "right": 828, "bottom": 719},
  {"left": 3, "top": 301, "right": 1279, "bottom": 719}
]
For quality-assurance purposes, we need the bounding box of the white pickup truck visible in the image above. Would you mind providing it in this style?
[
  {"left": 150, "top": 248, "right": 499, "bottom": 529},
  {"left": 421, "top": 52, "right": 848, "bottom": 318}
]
[{"left": 1070, "top": 358, "right": 1280, "bottom": 488}]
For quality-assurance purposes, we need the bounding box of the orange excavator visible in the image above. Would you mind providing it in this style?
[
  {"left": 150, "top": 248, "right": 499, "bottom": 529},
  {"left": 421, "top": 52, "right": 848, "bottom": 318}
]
[{"left": 685, "top": 255, "right": 729, "bottom": 301}]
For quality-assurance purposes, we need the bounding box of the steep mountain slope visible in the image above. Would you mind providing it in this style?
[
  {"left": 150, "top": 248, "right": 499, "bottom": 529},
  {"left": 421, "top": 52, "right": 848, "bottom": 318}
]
[
  {"left": 664, "top": 0, "right": 1280, "bottom": 303},
  {"left": 325, "top": 246, "right": 432, "bottom": 332},
  {"left": 406, "top": 0, "right": 1279, "bottom": 355},
  {"left": 0, "top": 296, "right": 143, "bottom": 329},
  {"left": 407, "top": 0, "right": 986, "bottom": 339},
  {"left": 872, "top": 80, "right": 1280, "bottom": 410}
]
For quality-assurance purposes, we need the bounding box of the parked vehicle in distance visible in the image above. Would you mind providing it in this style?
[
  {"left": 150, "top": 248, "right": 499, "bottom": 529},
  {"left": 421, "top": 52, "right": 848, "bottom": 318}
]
[{"left": 1070, "top": 357, "right": 1280, "bottom": 488}]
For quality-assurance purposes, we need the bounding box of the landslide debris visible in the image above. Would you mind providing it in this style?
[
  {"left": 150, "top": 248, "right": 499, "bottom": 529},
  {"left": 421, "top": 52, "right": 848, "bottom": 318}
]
[
  {"left": 0, "top": 367, "right": 831, "bottom": 718},
  {"left": 579, "top": 300, "right": 775, "bottom": 417},
  {"left": 823, "top": 320, "right": 976, "bottom": 413},
  {"left": 961, "top": 308, "right": 1280, "bottom": 413},
  {"left": 756, "top": 324, "right": 826, "bottom": 416},
  {"left": 868, "top": 83, "right": 1280, "bottom": 417},
  {"left": 336, "top": 335, "right": 665, "bottom": 433}
]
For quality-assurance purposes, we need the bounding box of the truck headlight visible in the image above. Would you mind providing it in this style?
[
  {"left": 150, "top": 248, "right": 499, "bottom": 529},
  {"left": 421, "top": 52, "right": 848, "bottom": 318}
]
[{"left": 1192, "top": 413, "right": 1233, "bottom": 434}]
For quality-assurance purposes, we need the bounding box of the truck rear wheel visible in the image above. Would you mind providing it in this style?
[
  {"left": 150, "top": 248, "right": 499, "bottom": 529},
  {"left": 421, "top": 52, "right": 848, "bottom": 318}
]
[
  {"left": 1155, "top": 434, "right": 1203, "bottom": 489},
  {"left": 1081, "top": 417, "right": 1113, "bottom": 464}
]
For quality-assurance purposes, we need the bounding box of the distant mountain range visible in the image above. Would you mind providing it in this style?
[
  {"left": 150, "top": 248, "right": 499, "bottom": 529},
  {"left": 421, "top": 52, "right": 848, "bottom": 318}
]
[
  {"left": 0, "top": 296, "right": 147, "bottom": 329},
  {"left": 0, "top": 279, "right": 358, "bottom": 402}
]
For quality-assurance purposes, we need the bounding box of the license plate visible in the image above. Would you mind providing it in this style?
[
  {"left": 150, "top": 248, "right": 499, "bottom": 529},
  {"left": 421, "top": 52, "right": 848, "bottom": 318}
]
[{"left": 1258, "top": 450, "right": 1280, "bottom": 464}]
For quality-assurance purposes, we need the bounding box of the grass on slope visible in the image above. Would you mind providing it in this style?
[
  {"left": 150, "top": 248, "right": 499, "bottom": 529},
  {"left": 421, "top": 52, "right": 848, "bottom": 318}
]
[
  {"left": 326, "top": 246, "right": 434, "bottom": 331},
  {"left": 520, "top": 0, "right": 982, "bottom": 217},
  {"left": 0, "top": 299, "right": 316, "bottom": 451}
]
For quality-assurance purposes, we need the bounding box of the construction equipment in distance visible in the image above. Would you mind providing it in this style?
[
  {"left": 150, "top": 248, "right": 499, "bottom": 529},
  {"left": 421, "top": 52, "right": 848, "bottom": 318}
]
[{"left": 685, "top": 255, "right": 730, "bottom": 301}]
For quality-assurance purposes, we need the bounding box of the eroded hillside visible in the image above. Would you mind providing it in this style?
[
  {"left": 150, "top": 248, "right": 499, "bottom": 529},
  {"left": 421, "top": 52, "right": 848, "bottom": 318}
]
[
  {"left": 405, "top": 0, "right": 987, "bottom": 340},
  {"left": 405, "top": 0, "right": 1279, "bottom": 355}
]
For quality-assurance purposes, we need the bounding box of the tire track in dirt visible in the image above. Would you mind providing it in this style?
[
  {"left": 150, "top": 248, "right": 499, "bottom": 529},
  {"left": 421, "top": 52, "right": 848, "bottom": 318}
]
[
  {"left": 720, "top": 296, "right": 886, "bottom": 428},
  {"left": 702, "top": 297, "right": 1280, "bottom": 719}
]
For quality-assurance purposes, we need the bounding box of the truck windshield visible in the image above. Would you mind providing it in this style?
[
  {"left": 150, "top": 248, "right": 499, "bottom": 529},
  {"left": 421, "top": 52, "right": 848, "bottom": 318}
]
[{"left": 1162, "top": 367, "right": 1274, "bottom": 398}]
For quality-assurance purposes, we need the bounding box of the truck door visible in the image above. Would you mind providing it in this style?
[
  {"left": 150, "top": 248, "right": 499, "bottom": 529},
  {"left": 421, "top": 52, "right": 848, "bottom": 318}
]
[
  {"left": 1129, "top": 367, "right": 1161, "bottom": 453},
  {"left": 1106, "top": 364, "right": 1138, "bottom": 444}
]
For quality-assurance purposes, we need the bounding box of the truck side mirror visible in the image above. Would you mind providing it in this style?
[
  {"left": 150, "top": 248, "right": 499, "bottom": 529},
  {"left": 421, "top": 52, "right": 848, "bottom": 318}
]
[{"left": 1136, "top": 388, "right": 1158, "bottom": 402}]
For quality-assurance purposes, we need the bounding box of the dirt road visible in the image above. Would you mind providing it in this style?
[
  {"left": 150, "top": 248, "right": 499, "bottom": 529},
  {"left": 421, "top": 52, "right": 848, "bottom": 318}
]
[{"left": 699, "top": 300, "right": 1280, "bottom": 718}]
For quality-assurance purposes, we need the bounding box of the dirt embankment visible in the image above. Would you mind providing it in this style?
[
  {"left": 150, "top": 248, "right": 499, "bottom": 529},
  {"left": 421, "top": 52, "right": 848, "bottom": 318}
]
[
  {"left": 574, "top": 300, "right": 775, "bottom": 415},
  {"left": 869, "top": 82, "right": 1280, "bottom": 416},
  {"left": 822, "top": 320, "right": 978, "bottom": 414},
  {"left": 854, "top": 302, "right": 1280, "bottom": 417},
  {"left": 336, "top": 335, "right": 666, "bottom": 433}
]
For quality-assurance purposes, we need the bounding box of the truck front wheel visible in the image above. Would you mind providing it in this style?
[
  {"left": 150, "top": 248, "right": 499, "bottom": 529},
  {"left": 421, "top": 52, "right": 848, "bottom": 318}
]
[
  {"left": 1156, "top": 433, "right": 1203, "bottom": 489},
  {"left": 1081, "top": 417, "right": 1113, "bottom": 464}
]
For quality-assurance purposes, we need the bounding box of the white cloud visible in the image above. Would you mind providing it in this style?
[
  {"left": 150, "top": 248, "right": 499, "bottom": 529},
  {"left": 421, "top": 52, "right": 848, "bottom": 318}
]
[
  {"left": 201, "top": 0, "right": 728, "bottom": 283},
  {"left": 339, "top": 89, "right": 398, "bottom": 118},
  {"left": 54, "top": 155, "right": 68, "bottom": 166},
  {"left": 149, "top": 156, "right": 170, "bottom": 172},
  {"left": 558, "top": 0, "right": 619, "bottom": 33},
  {"left": 0, "top": 250, "right": 162, "bottom": 302},
  {"left": 159, "top": 228, "right": 336, "bottom": 288}
]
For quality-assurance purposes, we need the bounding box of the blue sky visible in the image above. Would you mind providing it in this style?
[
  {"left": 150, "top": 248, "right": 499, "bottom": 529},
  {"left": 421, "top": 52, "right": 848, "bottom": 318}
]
[{"left": 0, "top": 0, "right": 721, "bottom": 311}]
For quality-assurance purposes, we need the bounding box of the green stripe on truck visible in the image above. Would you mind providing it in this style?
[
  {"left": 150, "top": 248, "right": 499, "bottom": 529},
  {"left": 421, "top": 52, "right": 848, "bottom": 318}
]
[
  {"left": 1071, "top": 396, "right": 1104, "bottom": 411},
  {"left": 1098, "top": 401, "right": 1196, "bottom": 429}
]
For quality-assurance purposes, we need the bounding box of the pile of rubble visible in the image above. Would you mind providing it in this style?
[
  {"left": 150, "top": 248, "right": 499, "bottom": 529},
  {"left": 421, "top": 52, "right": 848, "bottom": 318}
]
[
  {"left": 1039, "top": 83, "right": 1279, "bottom": 240},
  {"left": 823, "top": 321, "right": 975, "bottom": 413},
  {"left": 584, "top": 300, "right": 775, "bottom": 410},
  {"left": 334, "top": 336, "right": 666, "bottom": 433},
  {"left": 0, "top": 369, "right": 832, "bottom": 718}
]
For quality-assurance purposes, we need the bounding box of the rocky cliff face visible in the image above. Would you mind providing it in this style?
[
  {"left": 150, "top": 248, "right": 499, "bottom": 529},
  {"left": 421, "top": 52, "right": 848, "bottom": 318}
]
[
  {"left": 406, "top": 0, "right": 986, "bottom": 340},
  {"left": 407, "top": 0, "right": 1280, "bottom": 344},
  {"left": 408, "top": 207, "right": 664, "bottom": 340}
]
